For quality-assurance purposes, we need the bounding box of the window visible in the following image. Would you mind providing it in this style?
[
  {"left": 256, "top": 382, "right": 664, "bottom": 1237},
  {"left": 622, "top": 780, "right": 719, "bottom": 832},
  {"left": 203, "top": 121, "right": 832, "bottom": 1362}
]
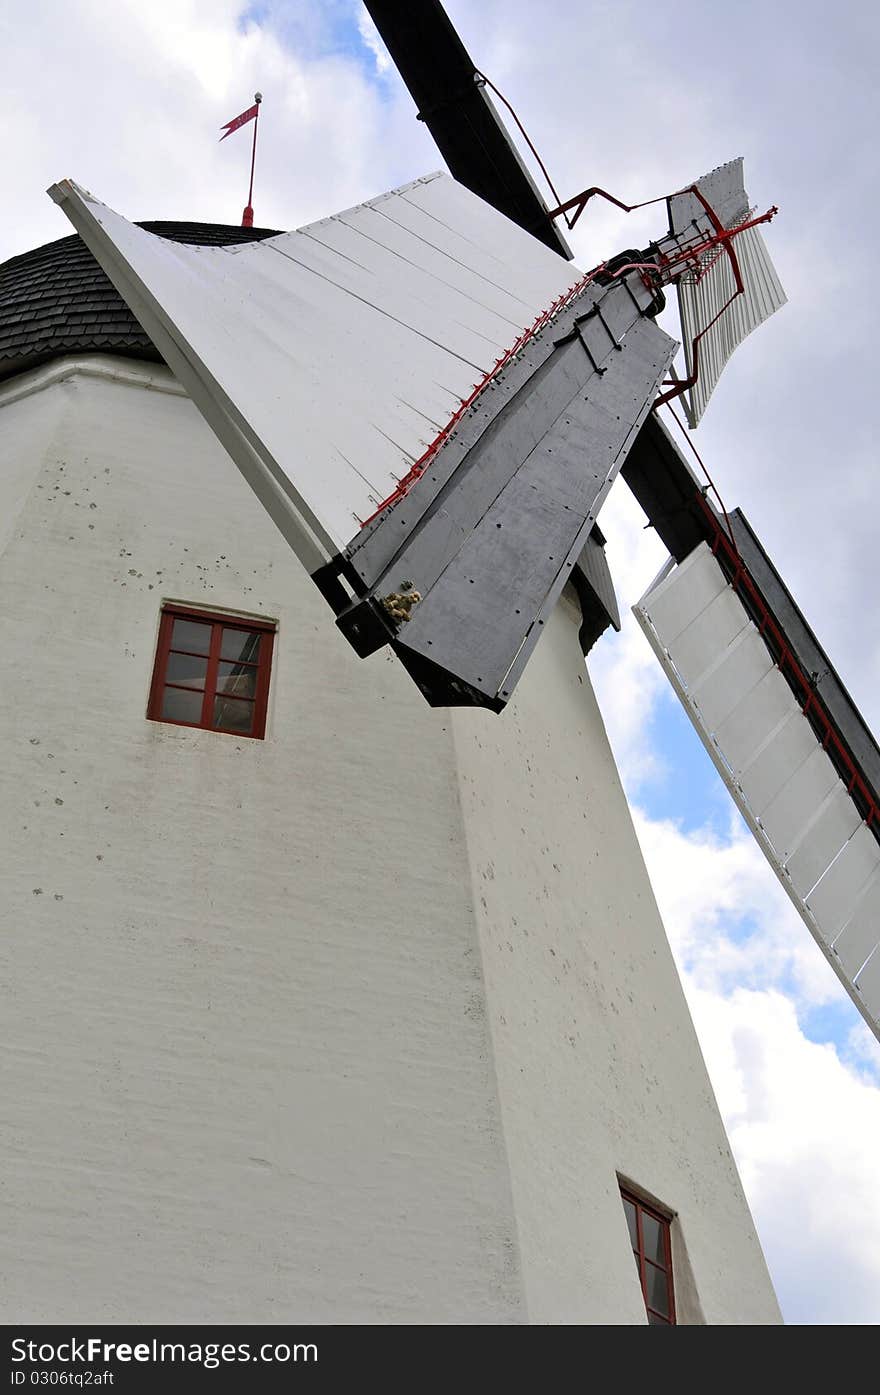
[
  {"left": 621, "top": 1187, "right": 676, "bottom": 1325},
  {"left": 148, "top": 605, "right": 275, "bottom": 739}
]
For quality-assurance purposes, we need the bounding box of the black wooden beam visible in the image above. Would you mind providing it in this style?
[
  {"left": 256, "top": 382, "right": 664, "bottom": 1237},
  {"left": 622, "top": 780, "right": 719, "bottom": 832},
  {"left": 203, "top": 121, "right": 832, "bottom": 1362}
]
[{"left": 363, "top": 0, "right": 572, "bottom": 258}]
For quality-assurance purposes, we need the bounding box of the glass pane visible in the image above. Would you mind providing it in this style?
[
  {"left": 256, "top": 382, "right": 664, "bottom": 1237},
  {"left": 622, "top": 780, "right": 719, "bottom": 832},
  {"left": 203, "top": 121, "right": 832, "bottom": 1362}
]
[
  {"left": 221, "top": 627, "right": 261, "bottom": 664},
  {"left": 165, "top": 651, "right": 208, "bottom": 689},
  {"left": 622, "top": 1197, "right": 638, "bottom": 1251},
  {"left": 645, "top": 1261, "right": 670, "bottom": 1317},
  {"left": 171, "top": 617, "right": 212, "bottom": 654},
  {"left": 642, "top": 1212, "right": 666, "bottom": 1265},
  {"left": 161, "top": 687, "right": 204, "bottom": 724},
  {"left": 213, "top": 695, "right": 255, "bottom": 734},
  {"left": 647, "top": 1311, "right": 669, "bottom": 1325},
  {"left": 216, "top": 661, "right": 257, "bottom": 700}
]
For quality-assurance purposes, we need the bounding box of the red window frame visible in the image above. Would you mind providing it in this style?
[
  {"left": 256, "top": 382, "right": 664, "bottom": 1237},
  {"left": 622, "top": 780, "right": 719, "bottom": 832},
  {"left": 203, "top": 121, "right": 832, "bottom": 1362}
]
[
  {"left": 620, "top": 1186, "right": 676, "bottom": 1325},
  {"left": 147, "top": 604, "right": 275, "bottom": 740}
]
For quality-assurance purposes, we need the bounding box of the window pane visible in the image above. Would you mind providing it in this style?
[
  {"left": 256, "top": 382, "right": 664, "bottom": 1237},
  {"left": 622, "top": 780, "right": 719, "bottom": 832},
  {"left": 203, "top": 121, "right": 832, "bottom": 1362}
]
[
  {"left": 221, "top": 627, "right": 261, "bottom": 664},
  {"left": 645, "top": 1261, "right": 670, "bottom": 1317},
  {"left": 171, "top": 617, "right": 212, "bottom": 654},
  {"left": 165, "top": 652, "right": 208, "bottom": 689},
  {"left": 216, "top": 661, "right": 257, "bottom": 700},
  {"left": 213, "top": 696, "right": 255, "bottom": 734},
  {"left": 647, "top": 1311, "right": 670, "bottom": 1325},
  {"left": 622, "top": 1197, "right": 639, "bottom": 1251},
  {"left": 161, "top": 687, "right": 204, "bottom": 724},
  {"left": 642, "top": 1212, "right": 666, "bottom": 1265}
]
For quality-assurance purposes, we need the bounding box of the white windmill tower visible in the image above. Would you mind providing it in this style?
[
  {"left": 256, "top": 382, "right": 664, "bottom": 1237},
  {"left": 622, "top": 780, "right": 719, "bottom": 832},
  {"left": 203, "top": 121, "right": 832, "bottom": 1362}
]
[{"left": 12, "top": 0, "right": 874, "bottom": 1327}]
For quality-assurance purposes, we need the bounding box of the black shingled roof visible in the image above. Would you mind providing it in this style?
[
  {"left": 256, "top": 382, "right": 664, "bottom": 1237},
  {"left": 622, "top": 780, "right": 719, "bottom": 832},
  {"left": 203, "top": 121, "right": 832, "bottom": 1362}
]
[{"left": 0, "top": 222, "right": 281, "bottom": 384}]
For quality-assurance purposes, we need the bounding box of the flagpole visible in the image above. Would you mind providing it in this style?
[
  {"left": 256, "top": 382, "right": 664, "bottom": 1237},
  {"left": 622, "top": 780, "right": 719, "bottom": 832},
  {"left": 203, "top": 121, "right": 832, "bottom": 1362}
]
[{"left": 242, "top": 92, "right": 262, "bottom": 228}]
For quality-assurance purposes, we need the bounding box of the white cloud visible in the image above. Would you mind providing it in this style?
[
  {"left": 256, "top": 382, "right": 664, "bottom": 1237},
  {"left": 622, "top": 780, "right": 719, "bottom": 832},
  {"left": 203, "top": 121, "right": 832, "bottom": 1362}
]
[
  {"left": 631, "top": 806, "right": 843, "bottom": 1008},
  {"left": 686, "top": 987, "right": 880, "bottom": 1324},
  {"left": 357, "top": 11, "right": 392, "bottom": 74},
  {"left": 0, "top": 0, "right": 431, "bottom": 261}
]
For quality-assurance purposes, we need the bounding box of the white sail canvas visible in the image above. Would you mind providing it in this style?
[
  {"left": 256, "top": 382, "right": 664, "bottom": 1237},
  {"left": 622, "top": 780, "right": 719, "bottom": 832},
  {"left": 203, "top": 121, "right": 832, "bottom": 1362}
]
[{"left": 49, "top": 173, "right": 579, "bottom": 566}]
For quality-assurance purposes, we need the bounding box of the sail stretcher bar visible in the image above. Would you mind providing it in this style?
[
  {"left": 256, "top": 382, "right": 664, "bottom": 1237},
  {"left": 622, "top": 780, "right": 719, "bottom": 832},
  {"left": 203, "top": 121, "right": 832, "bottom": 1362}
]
[
  {"left": 635, "top": 538, "right": 880, "bottom": 1043},
  {"left": 50, "top": 172, "right": 674, "bottom": 711}
]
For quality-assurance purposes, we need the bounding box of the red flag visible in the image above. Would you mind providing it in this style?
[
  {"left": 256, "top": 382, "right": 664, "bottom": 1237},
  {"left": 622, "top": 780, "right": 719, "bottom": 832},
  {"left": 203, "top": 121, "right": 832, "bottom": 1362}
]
[{"left": 219, "top": 103, "right": 259, "bottom": 141}]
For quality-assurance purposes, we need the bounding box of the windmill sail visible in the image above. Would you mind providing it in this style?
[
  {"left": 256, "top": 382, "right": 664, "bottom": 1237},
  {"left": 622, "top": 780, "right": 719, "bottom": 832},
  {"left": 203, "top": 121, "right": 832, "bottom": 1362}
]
[
  {"left": 49, "top": 172, "right": 674, "bottom": 711},
  {"left": 676, "top": 218, "right": 786, "bottom": 427},
  {"left": 630, "top": 437, "right": 880, "bottom": 1042},
  {"left": 362, "top": 0, "right": 572, "bottom": 258},
  {"left": 48, "top": 173, "right": 576, "bottom": 565},
  {"left": 662, "top": 159, "right": 787, "bottom": 426}
]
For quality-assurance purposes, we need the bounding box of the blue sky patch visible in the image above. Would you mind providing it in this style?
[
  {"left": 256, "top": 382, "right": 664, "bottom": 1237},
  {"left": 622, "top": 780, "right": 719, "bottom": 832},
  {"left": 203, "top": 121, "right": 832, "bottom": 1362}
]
[
  {"left": 638, "top": 690, "right": 733, "bottom": 835},
  {"left": 237, "top": 0, "right": 390, "bottom": 87}
]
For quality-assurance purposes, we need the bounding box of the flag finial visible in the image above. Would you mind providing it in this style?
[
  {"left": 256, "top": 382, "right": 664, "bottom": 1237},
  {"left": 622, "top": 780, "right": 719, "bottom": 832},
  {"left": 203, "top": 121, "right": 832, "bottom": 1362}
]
[{"left": 219, "top": 93, "right": 264, "bottom": 227}]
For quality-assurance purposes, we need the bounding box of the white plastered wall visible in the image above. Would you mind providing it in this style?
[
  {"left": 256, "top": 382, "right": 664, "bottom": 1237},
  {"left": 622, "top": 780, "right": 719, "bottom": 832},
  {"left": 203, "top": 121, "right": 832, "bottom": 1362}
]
[
  {"left": 0, "top": 357, "right": 780, "bottom": 1324},
  {"left": 452, "top": 603, "right": 780, "bottom": 1323}
]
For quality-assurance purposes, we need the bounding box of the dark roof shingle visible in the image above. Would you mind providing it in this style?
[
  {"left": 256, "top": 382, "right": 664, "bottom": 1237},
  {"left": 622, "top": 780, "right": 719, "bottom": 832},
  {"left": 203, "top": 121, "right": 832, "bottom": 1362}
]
[{"left": 0, "top": 221, "right": 281, "bottom": 384}]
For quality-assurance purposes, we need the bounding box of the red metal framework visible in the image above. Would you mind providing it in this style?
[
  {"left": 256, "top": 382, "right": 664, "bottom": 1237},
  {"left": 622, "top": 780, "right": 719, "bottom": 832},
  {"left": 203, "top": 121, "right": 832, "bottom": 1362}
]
[
  {"left": 653, "top": 196, "right": 778, "bottom": 414},
  {"left": 546, "top": 182, "right": 670, "bottom": 229},
  {"left": 358, "top": 267, "right": 596, "bottom": 526},
  {"left": 358, "top": 181, "right": 777, "bottom": 527},
  {"left": 147, "top": 604, "right": 275, "bottom": 740},
  {"left": 548, "top": 180, "right": 778, "bottom": 416},
  {"left": 620, "top": 1187, "right": 676, "bottom": 1325}
]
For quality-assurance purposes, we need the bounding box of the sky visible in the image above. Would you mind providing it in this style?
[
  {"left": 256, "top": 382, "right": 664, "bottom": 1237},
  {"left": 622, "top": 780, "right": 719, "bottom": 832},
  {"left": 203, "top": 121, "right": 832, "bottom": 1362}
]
[{"left": 2, "top": 0, "right": 879, "bottom": 1324}]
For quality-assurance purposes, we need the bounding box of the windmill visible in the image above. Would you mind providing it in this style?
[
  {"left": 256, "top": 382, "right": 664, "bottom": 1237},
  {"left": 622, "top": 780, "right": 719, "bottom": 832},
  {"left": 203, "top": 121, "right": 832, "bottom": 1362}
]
[
  {"left": 48, "top": 1, "right": 878, "bottom": 1047},
  {"left": 8, "top": 0, "right": 871, "bottom": 1328}
]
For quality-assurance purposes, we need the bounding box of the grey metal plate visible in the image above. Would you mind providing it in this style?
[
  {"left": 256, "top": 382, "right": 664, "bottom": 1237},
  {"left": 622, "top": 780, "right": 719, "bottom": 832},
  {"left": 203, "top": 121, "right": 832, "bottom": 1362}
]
[
  {"left": 362, "top": 278, "right": 676, "bottom": 706},
  {"left": 855, "top": 949, "right": 880, "bottom": 1021},
  {"left": 833, "top": 877, "right": 880, "bottom": 979},
  {"left": 807, "top": 824, "right": 880, "bottom": 940}
]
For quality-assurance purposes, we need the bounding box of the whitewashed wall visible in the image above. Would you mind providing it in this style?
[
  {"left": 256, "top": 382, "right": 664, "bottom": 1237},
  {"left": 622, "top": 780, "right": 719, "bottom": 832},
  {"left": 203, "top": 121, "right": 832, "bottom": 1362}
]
[{"left": 0, "top": 357, "right": 780, "bottom": 1324}]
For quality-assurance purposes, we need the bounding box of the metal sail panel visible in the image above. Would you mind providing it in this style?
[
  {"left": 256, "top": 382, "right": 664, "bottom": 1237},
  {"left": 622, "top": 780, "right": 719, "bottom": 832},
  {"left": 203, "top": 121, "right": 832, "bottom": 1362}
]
[
  {"left": 667, "top": 157, "right": 750, "bottom": 238},
  {"left": 49, "top": 173, "right": 578, "bottom": 562},
  {"left": 334, "top": 277, "right": 676, "bottom": 709},
  {"left": 635, "top": 543, "right": 880, "bottom": 1041},
  {"left": 677, "top": 220, "right": 787, "bottom": 426}
]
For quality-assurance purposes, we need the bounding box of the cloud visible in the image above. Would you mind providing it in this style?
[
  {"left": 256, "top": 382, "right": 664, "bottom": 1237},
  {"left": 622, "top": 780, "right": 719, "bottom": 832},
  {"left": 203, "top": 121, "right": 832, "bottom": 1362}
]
[
  {"left": 686, "top": 986, "right": 880, "bottom": 1324},
  {"left": 633, "top": 796, "right": 869, "bottom": 1010},
  {"left": 0, "top": 0, "right": 433, "bottom": 261},
  {"left": 357, "top": 10, "right": 392, "bottom": 75}
]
